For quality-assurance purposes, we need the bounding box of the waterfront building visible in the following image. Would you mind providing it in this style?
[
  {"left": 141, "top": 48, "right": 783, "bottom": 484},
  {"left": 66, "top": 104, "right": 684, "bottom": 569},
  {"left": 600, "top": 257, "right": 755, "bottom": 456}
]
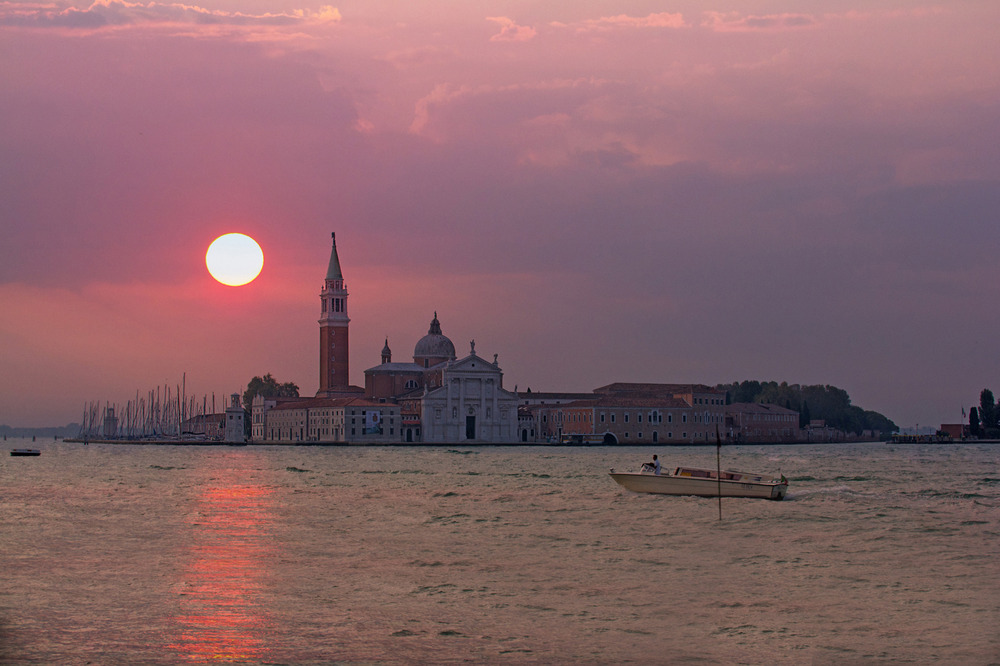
[
  {"left": 418, "top": 342, "right": 519, "bottom": 443},
  {"left": 103, "top": 406, "right": 119, "bottom": 438},
  {"left": 224, "top": 393, "right": 246, "bottom": 443},
  {"left": 525, "top": 384, "right": 726, "bottom": 444},
  {"left": 724, "top": 402, "right": 801, "bottom": 443},
  {"left": 180, "top": 412, "right": 226, "bottom": 440},
  {"left": 263, "top": 397, "right": 400, "bottom": 443}
]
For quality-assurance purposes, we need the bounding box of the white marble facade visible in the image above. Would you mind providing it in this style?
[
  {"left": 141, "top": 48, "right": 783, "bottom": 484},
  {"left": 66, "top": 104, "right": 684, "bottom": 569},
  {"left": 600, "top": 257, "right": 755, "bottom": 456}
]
[{"left": 420, "top": 345, "right": 518, "bottom": 443}]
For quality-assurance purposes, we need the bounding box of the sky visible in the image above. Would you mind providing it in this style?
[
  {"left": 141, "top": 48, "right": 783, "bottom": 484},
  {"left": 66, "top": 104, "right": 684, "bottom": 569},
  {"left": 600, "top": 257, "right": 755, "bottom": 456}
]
[{"left": 2, "top": 0, "right": 998, "bottom": 429}]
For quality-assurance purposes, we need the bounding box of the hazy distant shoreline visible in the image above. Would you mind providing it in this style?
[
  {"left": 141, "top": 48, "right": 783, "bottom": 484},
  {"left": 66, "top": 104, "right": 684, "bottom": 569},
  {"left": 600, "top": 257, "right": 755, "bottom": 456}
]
[{"left": 1, "top": 424, "right": 80, "bottom": 439}]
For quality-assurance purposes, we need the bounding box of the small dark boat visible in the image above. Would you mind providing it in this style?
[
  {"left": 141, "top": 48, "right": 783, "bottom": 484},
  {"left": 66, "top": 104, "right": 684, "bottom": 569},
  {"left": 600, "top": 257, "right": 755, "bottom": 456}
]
[{"left": 10, "top": 448, "right": 41, "bottom": 457}]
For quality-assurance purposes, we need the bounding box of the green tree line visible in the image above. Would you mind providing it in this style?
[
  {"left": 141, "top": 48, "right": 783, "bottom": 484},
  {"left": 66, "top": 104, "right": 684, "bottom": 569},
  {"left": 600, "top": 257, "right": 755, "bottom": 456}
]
[
  {"left": 242, "top": 373, "right": 300, "bottom": 412},
  {"left": 717, "top": 380, "right": 898, "bottom": 436},
  {"left": 969, "top": 388, "right": 999, "bottom": 438}
]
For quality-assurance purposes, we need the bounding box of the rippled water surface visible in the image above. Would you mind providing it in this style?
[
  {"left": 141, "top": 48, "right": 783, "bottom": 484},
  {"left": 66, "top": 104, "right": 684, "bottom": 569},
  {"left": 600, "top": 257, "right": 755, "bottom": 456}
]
[{"left": 2, "top": 440, "right": 998, "bottom": 664}]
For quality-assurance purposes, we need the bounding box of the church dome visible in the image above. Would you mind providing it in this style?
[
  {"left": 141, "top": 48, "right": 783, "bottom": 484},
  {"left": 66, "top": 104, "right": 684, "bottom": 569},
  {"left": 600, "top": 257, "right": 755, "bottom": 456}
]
[{"left": 414, "top": 312, "right": 455, "bottom": 363}]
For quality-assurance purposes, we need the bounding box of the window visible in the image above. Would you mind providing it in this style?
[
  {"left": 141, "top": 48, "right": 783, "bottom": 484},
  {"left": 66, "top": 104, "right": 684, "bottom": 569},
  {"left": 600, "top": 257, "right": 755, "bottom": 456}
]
[
  {"left": 600, "top": 413, "right": 605, "bottom": 423},
  {"left": 611, "top": 414, "right": 616, "bottom": 423},
  {"left": 624, "top": 414, "right": 629, "bottom": 423}
]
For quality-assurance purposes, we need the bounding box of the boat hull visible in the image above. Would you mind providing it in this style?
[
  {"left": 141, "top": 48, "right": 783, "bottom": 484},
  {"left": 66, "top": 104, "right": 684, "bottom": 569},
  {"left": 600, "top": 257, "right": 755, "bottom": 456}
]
[
  {"left": 10, "top": 449, "right": 41, "bottom": 457},
  {"left": 610, "top": 472, "right": 787, "bottom": 500}
]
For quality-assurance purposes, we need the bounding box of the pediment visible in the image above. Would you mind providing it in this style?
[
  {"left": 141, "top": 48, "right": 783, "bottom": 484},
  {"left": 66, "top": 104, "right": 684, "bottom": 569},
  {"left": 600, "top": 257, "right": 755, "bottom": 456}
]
[{"left": 447, "top": 353, "right": 499, "bottom": 375}]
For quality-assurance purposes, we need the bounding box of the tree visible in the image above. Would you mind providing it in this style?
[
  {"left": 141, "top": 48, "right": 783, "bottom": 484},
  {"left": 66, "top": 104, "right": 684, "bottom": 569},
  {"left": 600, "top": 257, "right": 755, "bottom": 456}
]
[
  {"left": 243, "top": 373, "right": 300, "bottom": 411},
  {"left": 980, "top": 389, "right": 997, "bottom": 431},
  {"left": 969, "top": 407, "right": 981, "bottom": 437},
  {"left": 716, "top": 380, "right": 897, "bottom": 435}
]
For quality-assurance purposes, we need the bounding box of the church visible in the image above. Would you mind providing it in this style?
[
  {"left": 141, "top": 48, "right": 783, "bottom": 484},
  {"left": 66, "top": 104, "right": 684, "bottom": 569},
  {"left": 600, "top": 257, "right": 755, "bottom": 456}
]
[{"left": 252, "top": 233, "right": 519, "bottom": 444}]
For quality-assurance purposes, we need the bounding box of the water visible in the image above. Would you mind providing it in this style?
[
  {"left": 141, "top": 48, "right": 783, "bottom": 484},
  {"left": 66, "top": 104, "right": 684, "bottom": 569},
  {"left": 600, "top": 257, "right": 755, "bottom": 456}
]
[{"left": 2, "top": 440, "right": 998, "bottom": 664}]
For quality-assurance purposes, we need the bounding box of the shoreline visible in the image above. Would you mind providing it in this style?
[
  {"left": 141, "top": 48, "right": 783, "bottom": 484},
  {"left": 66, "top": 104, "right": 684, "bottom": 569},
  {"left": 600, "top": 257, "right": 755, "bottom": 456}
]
[{"left": 56, "top": 438, "right": 1000, "bottom": 447}]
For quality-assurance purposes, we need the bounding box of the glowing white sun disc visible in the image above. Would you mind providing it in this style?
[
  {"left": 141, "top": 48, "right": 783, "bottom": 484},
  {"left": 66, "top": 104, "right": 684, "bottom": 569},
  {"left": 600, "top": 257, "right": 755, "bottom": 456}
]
[{"left": 206, "top": 233, "right": 264, "bottom": 286}]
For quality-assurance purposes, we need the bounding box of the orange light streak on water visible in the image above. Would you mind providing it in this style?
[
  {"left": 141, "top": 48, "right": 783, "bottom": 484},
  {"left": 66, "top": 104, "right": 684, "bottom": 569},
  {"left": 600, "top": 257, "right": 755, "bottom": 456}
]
[{"left": 167, "top": 479, "right": 275, "bottom": 662}]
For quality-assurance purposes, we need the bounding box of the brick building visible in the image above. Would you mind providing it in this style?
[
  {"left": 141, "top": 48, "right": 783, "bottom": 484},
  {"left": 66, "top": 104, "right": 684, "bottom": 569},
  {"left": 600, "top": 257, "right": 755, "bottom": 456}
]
[{"left": 724, "top": 403, "right": 801, "bottom": 443}]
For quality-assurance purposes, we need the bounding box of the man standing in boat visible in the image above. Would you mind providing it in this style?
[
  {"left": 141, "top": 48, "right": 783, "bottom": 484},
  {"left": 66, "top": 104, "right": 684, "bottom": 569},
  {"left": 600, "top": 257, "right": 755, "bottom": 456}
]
[{"left": 642, "top": 454, "right": 661, "bottom": 475}]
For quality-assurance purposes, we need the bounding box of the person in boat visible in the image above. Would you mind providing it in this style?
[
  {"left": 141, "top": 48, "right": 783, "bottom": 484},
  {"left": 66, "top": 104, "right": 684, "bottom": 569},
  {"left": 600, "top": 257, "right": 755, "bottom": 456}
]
[{"left": 641, "top": 454, "right": 661, "bottom": 475}]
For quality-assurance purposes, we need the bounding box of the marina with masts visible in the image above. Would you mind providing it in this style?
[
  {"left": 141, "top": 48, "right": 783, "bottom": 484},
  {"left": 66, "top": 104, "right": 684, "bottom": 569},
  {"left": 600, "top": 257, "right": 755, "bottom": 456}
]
[{"left": 74, "top": 374, "right": 234, "bottom": 442}]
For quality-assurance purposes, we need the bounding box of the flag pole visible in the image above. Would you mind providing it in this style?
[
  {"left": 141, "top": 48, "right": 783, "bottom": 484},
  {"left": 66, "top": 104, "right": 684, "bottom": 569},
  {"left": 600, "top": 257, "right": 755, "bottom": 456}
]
[{"left": 716, "top": 425, "right": 723, "bottom": 521}]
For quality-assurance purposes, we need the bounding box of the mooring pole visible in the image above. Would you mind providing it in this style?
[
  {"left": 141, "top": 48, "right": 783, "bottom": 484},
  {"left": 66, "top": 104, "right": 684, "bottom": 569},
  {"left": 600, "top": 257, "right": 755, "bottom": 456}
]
[{"left": 716, "top": 426, "right": 723, "bottom": 521}]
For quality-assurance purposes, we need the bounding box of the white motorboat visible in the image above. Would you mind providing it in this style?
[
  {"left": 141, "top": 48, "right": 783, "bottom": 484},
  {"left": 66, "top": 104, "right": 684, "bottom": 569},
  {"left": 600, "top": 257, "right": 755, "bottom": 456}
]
[{"left": 609, "top": 465, "right": 788, "bottom": 500}]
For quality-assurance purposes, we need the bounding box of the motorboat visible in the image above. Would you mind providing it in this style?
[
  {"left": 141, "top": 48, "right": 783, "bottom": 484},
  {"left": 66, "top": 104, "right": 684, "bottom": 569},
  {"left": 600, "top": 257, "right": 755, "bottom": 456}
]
[
  {"left": 609, "top": 465, "right": 787, "bottom": 500},
  {"left": 10, "top": 448, "right": 41, "bottom": 457}
]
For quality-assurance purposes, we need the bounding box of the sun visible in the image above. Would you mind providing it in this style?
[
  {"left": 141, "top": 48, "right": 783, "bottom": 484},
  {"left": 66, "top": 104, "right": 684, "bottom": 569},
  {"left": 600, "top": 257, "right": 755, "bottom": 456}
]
[{"left": 205, "top": 233, "right": 264, "bottom": 286}]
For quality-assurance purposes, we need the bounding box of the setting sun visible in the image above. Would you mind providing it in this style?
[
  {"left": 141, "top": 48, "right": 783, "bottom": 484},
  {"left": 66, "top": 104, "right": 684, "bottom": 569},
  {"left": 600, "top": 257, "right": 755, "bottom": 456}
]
[{"left": 205, "top": 233, "right": 264, "bottom": 286}]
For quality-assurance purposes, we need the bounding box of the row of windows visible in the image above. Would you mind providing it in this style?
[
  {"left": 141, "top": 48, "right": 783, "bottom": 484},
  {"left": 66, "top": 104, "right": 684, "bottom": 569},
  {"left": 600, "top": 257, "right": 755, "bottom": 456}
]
[
  {"left": 619, "top": 431, "right": 691, "bottom": 439},
  {"left": 600, "top": 412, "right": 679, "bottom": 424},
  {"left": 434, "top": 407, "right": 504, "bottom": 420}
]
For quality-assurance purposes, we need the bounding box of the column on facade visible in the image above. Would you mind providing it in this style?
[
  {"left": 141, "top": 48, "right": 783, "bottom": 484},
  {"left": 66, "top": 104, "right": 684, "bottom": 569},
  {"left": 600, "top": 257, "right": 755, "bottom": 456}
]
[
  {"left": 457, "top": 377, "right": 465, "bottom": 442},
  {"left": 491, "top": 380, "right": 499, "bottom": 441}
]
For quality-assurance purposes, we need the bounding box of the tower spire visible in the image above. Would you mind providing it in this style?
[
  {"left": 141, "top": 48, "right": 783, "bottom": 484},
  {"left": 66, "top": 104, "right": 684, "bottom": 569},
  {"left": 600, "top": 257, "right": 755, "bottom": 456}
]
[
  {"left": 326, "top": 232, "right": 343, "bottom": 281},
  {"left": 317, "top": 232, "right": 350, "bottom": 397}
]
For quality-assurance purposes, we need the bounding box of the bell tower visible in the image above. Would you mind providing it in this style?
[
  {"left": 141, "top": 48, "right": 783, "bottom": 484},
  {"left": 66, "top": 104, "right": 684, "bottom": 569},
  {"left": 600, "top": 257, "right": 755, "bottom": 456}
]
[{"left": 317, "top": 233, "right": 350, "bottom": 397}]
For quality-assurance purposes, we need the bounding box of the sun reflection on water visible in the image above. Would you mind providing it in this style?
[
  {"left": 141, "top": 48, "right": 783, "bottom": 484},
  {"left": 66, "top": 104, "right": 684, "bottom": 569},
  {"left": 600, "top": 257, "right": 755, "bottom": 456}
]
[{"left": 168, "top": 477, "right": 275, "bottom": 662}]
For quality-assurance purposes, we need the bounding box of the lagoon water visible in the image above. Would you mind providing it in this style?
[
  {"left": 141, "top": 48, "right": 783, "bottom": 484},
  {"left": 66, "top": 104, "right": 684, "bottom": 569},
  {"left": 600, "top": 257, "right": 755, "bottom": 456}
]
[{"left": 1, "top": 440, "right": 998, "bottom": 664}]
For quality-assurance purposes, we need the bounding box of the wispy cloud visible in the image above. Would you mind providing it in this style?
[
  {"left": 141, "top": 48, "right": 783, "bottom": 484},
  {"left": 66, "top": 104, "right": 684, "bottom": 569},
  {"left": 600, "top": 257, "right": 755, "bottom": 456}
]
[
  {"left": 486, "top": 16, "right": 535, "bottom": 42},
  {"left": 0, "top": 0, "right": 341, "bottom": 29},
  {"left": 702, "top": 11, "right": 817, "bottom": 32},
  {"left": 556, "top": 12, "right": 687, "bottom": 32}
]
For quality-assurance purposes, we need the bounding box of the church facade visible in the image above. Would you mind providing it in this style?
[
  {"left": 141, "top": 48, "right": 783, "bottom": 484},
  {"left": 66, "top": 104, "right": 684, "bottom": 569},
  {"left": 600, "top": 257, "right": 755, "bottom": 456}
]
[
  {"left": 363, "top": 320, "right": 519, "bottom": 444},
  {"left": 418, "top": 346, "right": 519, "bottom": 443}
]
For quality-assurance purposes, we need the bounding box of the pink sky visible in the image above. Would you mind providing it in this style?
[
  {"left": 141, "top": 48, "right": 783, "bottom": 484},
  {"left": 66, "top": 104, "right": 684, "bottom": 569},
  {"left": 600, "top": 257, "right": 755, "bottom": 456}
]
[{"left": 2, "top": 0, "right": 998, "bottom": 428}]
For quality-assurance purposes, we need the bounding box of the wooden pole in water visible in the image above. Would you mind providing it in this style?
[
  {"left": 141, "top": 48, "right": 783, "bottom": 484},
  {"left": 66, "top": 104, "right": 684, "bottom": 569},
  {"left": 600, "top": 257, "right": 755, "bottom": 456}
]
[{"left": 716, "top": 426, "right": 723, "bottom": 521}]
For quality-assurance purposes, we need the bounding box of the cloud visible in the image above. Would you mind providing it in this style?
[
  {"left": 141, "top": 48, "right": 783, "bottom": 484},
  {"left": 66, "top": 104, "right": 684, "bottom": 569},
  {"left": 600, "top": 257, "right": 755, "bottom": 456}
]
[
  {"left": 702, "top": 11, "right": 817, "bottom": 32},
  {"left": 0, "top": 0, "right": 341, "bottom": 29},
  {"left": 486, "top": 16, "right": 535, "bottom": 42},
  {"left": 558, "top": 12, "right": 687, "bottom": 31}
]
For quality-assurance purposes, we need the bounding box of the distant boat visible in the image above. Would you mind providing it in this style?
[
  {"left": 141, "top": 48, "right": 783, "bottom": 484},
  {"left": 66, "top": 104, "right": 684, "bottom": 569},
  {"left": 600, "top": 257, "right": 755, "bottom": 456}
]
[
  {"left": 10, "top": 448, "right": 41, "bottom": 457},
  {"left": 609, "top": 465, "right": 788, "bottom": 500}
]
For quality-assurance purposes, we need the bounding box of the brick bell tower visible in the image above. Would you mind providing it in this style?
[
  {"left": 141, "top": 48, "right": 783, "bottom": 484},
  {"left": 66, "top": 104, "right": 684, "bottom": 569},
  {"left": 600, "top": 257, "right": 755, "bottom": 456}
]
[{"left": 317, "top": 233, "right": 350, "bottom": 397}]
